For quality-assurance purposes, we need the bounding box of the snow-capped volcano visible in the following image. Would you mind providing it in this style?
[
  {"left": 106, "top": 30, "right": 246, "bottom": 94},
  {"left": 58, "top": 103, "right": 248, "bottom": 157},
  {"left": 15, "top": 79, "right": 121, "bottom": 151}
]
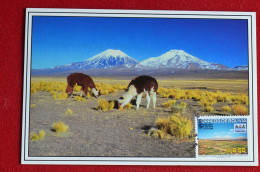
[
  {"left": 53, "top": 49, "right": 138, "bottom": 71},
  {"left": 84, "top": 49, "right": 138, "bottom": 68},
  {"left": 136, "top": 50, "right": 228, "bottom": 70}
]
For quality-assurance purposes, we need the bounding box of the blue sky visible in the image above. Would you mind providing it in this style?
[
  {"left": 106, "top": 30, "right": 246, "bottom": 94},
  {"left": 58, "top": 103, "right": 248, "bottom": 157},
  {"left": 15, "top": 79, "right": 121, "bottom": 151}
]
[
  {"left": 32, "top": 16, "right": 248, "bottom": 69},
  {"left": 198, "top": 121, "right": 247, "bottom": 140}
]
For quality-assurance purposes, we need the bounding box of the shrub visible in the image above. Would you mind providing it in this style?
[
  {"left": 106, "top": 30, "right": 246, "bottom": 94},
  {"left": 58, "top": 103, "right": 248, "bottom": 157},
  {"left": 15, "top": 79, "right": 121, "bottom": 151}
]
[
  {"left": 101, "top": 90, "right": 109, "bottom": 95},
  {"left": 155, "top": 113, "right": 193, "bottom": 139},
  {"left": 53, "top": 92, "right": 68, "bottom": 100},
  {"left": 108, "top": 101, "right": 115, "bottom": 110},
  {"left": 199, "top": 98, "right": 215, "bottom": 107},
  {"left": 97, "top": 99, "right": 114, "bottom": 112},
  {"left": 205, "top": 106, "right": 214, "bottom": 113},
  {"left": 124, "top": 103, "right": 132, "bottom": 109},
  {"left": 232, "top": 105, "right": 249, "bottom": 115},
  {"left": 179, "top": 102, "right": 187, "bottom": 108},
  {"left": 30, "top": 104, "right": 36, "bottom": 108},
  {"left": 163, "top": 100, "right": 176, "bottom": 108},
  {"left": 160, "top": 93, "right": 170, "bottom": 98},
  {"left": 171, "top": 105, "right": 185, "bottom": 113},
  {"left": 65, "top": 108, "right": 73, "bottom": 115},
  {"left": 75, "top": 96, "right": 85, "bottom": 102},
  {"left": 52, "top": 121, "right": 69, "bottom": 133},
  {"left": 30, "top": 130, "right": 45, "bottom": 141},
  {"left": 147, "top": 127, "right": 165, "bottom": 139},
  {"left": 31, "top": 88, "right": 37, "bottom": 94},
  {"left": 221, "top": 106, "right": 231, "bottom": 113}
]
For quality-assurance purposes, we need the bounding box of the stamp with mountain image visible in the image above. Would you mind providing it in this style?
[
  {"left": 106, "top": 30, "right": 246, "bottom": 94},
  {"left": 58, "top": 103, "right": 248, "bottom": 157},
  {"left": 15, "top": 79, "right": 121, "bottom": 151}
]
[{"left": 196, "top": 117, "right": 249, "bottom": 158}]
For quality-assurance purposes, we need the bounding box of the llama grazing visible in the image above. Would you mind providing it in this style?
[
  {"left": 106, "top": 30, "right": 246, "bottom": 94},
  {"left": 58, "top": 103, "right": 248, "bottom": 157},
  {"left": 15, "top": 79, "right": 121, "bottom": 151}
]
[
  {"left": 117, "top": 75, "right": 158, "bottom": 110},
  {"left": 65, "top": 73, "right": 101, "bottom": 98}
]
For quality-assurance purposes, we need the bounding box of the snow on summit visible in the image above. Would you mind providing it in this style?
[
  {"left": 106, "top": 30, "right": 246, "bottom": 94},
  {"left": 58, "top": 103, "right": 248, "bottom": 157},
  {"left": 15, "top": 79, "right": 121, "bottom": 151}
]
[
  {"left": 85, "top": 49, "right": 138, "bottom": 68},
  {"left": 53, "top": 49, "right": 138, "bottom": 71},
  {"left": 137, "top": 49, "right": 227, "bottom": 70},
  {"left": 87, "top": 49, "right": 135, "bottom": 61}
]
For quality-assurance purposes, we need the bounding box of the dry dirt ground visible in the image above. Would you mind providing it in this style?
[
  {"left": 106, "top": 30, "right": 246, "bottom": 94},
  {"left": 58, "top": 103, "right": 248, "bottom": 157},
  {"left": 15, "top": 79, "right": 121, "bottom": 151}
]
[
  {"left": 29, "top": 90, "right": 195, "bottom": 157},
  {"left": 29, "top": 76, "right": 248, "bottom": 157}
]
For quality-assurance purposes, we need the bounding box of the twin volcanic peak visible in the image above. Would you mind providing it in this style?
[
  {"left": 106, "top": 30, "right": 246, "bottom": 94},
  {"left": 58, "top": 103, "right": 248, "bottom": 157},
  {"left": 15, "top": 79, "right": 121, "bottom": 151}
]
[{"left": 53, "top": 49, "right": 229, "bottom": 71}]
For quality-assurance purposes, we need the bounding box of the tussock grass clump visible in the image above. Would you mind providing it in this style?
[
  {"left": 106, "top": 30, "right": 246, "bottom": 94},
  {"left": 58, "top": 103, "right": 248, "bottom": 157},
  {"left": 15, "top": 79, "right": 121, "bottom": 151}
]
[
  {"left": 65, "top": 108, "right": 73, "bottom": 115},
  {"left": 73, "top": 83, "right": 82, "bottom": 92},
  {"left": 147, "top": 127, "right": 165, "bottom": 139},
  {"left": 53, "top": 92, "right": 68, "bottom": 100},
  {"left": 124, "top": 103, "right": 132, "bottom": 109},
  {"left": 179, "top": 102, "right": 187, "bottom": 108},
  {"left": 100, "top": 90, "right": 109, "bottom": 95},
  {"left": 155, "top": 113, "right": 193, "bottom": 139},
  {"left": 232, "top": 105, "right": 249, "bottom": 115},
  {"left": 171, "top": 102, "right": 187, "bottom": 113},
  {"left": 162, "top": 100, "right": 176, "bottom": 108},
  {"left": 52, "top": 121, "right": 69, "bottom": 133},
  {"left": 31, "top": 88, "right": 37, "bottom": 94},
  {"left": 97, "top": 99, "right": 114, "bottom": 112},
  {"left": 205, "top": 106, "right": 214, "bottom": 113},
  {"left": 221, "top": 105, "right": 231, "bottom": 113},
  {"left": 75, "top": 96, "right": 85, "bottom": 102},
  {"left": 30, "top": 104, "right": 36, "bottom": 108},
  {"left": 30, "top": 130, "right": 45, "bottom": 141}
]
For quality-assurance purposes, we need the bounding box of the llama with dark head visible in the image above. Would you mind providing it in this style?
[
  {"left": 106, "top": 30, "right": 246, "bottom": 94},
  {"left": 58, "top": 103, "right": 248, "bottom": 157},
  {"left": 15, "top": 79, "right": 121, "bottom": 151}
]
[
  {"left": 65, "top": 73, "right": 101, "bottom": 98},
  {"left": 117, "top": 75, "right": 158, "bottom": 110}
]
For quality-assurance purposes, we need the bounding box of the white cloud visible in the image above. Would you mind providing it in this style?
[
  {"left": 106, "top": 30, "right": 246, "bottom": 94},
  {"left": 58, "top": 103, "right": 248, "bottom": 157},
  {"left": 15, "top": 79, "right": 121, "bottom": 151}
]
[{"left": 230, "top": 129, "right": 234, "bottom": 132}]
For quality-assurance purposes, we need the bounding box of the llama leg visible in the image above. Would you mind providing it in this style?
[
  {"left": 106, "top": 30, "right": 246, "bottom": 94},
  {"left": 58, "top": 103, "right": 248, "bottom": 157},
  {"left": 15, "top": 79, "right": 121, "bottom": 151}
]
[
  {"left": 136, "top": 93, "right": 143, "bottom": 110},
  {"left": 151, "top": 93, "right": 157, "bottom": 108},
  {"left": 84, "top": 87, "right": 88, "bottom": 98},
  {"left": 146, "top": 93, "right": 151, "bottom": 109},
  {"left": 80, "top": 88, "right": 83, "bottom": 97}
]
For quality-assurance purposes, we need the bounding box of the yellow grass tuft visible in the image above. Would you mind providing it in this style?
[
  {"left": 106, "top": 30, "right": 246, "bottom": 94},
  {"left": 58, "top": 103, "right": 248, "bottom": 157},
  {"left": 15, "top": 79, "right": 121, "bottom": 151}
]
[
  {"left": 124, "top": 103, "right": 132, "bottom": 109},
  {"left": 97, "top": 99, "right": 114, "bottom": 112},
  {"left": 179, "top": 102, "right": 187, "bottom": 108},
  {"left": 232, "top": 105, "right": 249, "bottom": 115},
  {"left": 52, "top": 121, "right": 69, "bottom": 133},
  {"left": 155, "top": 113, "right": 193, "bottom": 139},
  {"left": 101, "top": 90, "right": 109, "bottom": 95},
  {"left": 108, "top": 101, "right": 115, "bottom": 110},
  {"left": 30, "top": 104, "right": 36, "bottom": 108},
  {"left": 30, "top": 130, "right": 45, "bottom": 141},
  {"left": 162, "top": 100, "right": 176, "bottom": 108},
  {"left": 31, "top": 88, "right": 37, "bottom": 94},
  {"left": 53, "top": 92, "right": 68, "bottom": 100},
  {"left": 65, "top": 108, "right": 73, "bottom": 115},
  {"left": 221, "top": 105, "right": 231, "bottom": 113},
  {"left": 205, "top": 106, "right": 214, "bottom": 113},
  {"left": 75, "top": 96, "right": 85, "bottom": 102}
]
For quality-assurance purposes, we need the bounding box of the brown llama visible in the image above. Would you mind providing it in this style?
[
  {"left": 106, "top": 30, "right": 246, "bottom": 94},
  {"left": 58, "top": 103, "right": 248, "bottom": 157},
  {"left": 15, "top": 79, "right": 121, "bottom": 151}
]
[{"left": 65, "top": 73, "right": 101, "bottom": 98}]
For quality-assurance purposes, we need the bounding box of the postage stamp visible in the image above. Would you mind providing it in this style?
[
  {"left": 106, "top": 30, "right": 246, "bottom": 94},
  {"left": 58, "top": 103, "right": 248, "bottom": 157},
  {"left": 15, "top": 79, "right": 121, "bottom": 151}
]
[
  {"left": 21, "top": 8, "right": 258, "bottom": 166},
  {"left": 196, "top": 117, "right": 249, "bottom": 159}
]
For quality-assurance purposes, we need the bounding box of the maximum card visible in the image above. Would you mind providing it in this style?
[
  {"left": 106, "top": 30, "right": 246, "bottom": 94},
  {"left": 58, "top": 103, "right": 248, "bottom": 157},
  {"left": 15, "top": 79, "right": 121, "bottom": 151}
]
[{"left": 22, "top": 8, "right": 258, "bottom": 166}]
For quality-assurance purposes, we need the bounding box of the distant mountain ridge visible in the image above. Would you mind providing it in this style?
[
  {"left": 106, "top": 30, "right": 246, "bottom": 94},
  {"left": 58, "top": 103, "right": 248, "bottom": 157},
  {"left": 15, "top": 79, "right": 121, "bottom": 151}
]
[{"left": 32, "top": 49, "right": 248, "bottom": 75}]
